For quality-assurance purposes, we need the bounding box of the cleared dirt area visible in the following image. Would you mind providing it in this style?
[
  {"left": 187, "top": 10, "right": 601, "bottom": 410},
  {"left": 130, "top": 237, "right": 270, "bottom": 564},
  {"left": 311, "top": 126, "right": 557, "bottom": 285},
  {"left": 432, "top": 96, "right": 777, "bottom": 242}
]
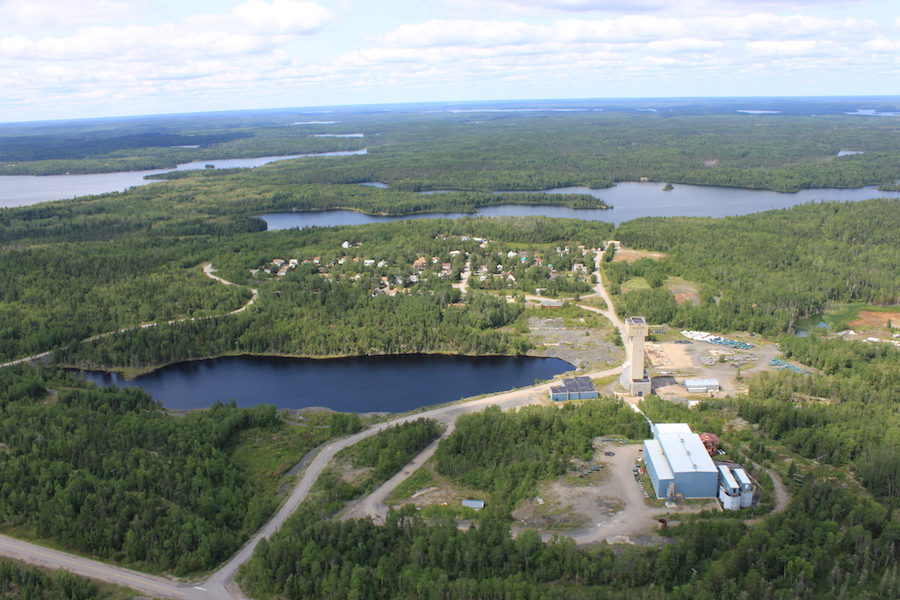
[
  {"left": 525, "top": 316, "right": 623, "bottom": 371},
  {"left": 389, "top": 439, "right": 716, "bottom": 547},
  {"left": 644, "top": 335, "right": 785, "bottom": 400},
  {"left": 612, "top": 249, "right": 668, "bottom": 263},
  {"left": 850, "top": 310, "right": 900, "bottom": 328},
  {"left": 512, "top": 440, "right": 716, "bottom": 546},
  {"left": 666, "top": 277, "right": 701, "bottom": 306}
]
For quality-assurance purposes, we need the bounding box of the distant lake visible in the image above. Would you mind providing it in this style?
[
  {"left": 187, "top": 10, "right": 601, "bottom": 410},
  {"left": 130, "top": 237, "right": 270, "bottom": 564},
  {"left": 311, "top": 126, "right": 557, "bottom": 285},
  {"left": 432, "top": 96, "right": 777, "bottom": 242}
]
[
  {"left": 261, "top": 182, "right": 900, "bottom": 228},
  {"left": 77, "top": 354, "right": 572, "bottom": 412},
  {"left": 0, "top": 150, "right": 367, "bottom": 209}
]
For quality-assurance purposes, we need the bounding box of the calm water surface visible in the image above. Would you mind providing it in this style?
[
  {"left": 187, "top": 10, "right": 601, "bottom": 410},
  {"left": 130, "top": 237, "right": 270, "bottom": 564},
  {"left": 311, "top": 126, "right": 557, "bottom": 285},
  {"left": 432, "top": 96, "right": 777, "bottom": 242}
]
[
  {"left": 0, "top": 150, "right": 367, "bottom": 208},
  {"left": 78, "top": 354, "right": 573, "bottom": 412},
  {"left": 262, "top": 182, "right": 900, "bottom": 228}
]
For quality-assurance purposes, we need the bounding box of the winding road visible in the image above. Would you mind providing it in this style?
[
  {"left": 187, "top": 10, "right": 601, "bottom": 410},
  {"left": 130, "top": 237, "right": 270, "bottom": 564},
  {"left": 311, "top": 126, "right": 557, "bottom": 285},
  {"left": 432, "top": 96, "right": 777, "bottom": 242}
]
[
  {"left": 0, "top": 248, "right": 789, "bottom": 598},
  {"left": 0, "top": 263, "right": 258, "bottom": 369}
]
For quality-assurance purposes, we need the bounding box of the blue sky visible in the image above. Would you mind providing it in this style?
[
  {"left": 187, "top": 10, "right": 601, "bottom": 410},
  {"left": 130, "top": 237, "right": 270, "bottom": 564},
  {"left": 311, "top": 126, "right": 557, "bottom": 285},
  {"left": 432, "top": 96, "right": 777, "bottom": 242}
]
[{"left": 1, "top": 0, "right": 898, "bottom": 122}]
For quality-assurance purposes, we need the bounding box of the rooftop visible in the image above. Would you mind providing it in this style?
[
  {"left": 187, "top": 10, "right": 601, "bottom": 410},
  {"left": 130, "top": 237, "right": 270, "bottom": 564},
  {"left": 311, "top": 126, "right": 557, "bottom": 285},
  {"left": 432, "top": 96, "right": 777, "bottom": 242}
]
[
  {"left": 550, "top": 376, "right": 597, "bottom": 394},
  {"left": 684, "top": 378, "right": 719, "bottom": 387},
  {"left": 645, "top": 439, "right": 674, "bottom": 480},
  {"left": 657, "top": 432, "right": 718, "bottom": 475},
  {"left": 653, "top": 423, "right": 693, "bottom": 435}
]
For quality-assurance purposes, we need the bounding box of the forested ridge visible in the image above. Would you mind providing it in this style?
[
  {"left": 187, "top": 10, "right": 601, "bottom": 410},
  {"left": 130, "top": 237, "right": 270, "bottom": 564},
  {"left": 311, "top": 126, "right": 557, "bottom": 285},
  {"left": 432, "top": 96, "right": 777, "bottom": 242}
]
[
  {"left": 607, "top": 199, "right": 900, "bottom": 335},
  {"left": 0, "top": 238, "right": 250, "bottom": 362},
  {"left": 4, "top": 102, "right": 900, "bottom": 598},
  {"left": 0, "top": 216, "right": 613, "bottom": 370},
  {"left": 4, "top": 102, "right": 900, "bottom": 193}
]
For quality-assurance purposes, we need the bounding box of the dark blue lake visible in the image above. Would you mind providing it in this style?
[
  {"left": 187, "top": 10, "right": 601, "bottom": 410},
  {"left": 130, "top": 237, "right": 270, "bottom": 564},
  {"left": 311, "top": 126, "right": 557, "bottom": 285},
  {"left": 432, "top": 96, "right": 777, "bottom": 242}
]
[{"left": 78, "top": 354, "right": 572, "bottom": 412}]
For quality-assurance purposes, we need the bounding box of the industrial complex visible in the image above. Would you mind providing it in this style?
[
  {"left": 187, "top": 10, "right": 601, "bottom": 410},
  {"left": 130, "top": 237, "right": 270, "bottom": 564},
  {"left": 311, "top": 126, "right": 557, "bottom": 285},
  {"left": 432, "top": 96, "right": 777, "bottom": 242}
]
[
  {"left": 643, "top": 423, "right": 719, "bottom": 499},
  {"left": 641, "top": 422, "right": 755, "bottom": 510},
  {"left": 549, "top": 314, "right": 758, "bottom": 511}
]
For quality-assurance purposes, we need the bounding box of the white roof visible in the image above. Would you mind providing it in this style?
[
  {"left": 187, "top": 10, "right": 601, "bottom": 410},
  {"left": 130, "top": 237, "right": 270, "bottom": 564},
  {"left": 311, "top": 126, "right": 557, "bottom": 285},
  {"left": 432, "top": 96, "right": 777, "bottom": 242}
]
[
  {"left": 718, "top": 464, "right": 740, "bottom": 492},
  {"left": 657, "top": 432, "right": 718, "bottom": 475},
  {"left": 654, "top": 423, "right": 693, "bottom": 435},
  {"left": 684, "top": 378, "right": 719, "bottom": 386},
  {"left": 644, "top": 439, "right": 674, "bottom": 480},
  {"left": 733, "top": 467, "right": 753, "bottom": 490}
]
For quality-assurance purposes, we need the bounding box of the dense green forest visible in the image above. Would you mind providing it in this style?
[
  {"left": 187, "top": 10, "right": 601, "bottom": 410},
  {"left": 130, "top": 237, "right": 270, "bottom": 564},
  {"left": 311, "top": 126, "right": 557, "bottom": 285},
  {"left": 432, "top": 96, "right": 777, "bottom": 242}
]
[
  {"left": 239, "top": 484, "right": 900, "bottom": 600},
  {"left": 0, "top": 216, "right": 614, "bottom": 370},
  {"left": 607, "top": 199, "right": 900, "bottom": 335},
  {"left": 0, "top": 365, "right": 317, "bottom": 575},
  {"left": 434, "top": 402, "right": 648, "bottom": 508},
  {"left": 0, "top": 558, "right": 133, "bottom": 600},
  {"left": 4, "top": 101, "right": 900, "bottom": 193},
  {"left": 5, "top": 167, "right": 898, "bottom": 370},
  {"left": 3, "top": 101, "right": 900, "bottom": 598},
  {"left": 242, "top": 389, "right": 900, "bottom": 600}
]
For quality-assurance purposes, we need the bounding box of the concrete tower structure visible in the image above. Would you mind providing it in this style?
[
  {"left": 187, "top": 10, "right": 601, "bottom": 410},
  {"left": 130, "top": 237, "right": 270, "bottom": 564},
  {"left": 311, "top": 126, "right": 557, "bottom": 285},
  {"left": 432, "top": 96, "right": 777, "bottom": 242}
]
[{"left": 620, "top": 316, "right": 652, "bottom": 396}]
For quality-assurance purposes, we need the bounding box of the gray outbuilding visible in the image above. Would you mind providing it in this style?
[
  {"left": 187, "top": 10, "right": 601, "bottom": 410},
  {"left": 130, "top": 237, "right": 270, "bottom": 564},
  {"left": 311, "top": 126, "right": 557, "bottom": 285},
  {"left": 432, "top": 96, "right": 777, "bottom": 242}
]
[
  {"left": 549, "top": 376, "right": 599, "bottom": 402},
  {"left": 683, "top": 378, "right": 720, "bottom": 393}
]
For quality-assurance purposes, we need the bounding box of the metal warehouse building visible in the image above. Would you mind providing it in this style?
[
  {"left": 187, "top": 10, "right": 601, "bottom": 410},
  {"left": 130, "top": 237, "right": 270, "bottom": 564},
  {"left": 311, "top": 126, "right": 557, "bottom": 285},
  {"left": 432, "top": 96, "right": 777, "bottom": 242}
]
[
  {"left": 643, "top": 423, "right": 719, "bottom": 499},
  {"left": 549, "top": 376, "right": 599, "bottom": 402},
  {"left": 683, "top": 378, "right": 720, "bottom": 393}
]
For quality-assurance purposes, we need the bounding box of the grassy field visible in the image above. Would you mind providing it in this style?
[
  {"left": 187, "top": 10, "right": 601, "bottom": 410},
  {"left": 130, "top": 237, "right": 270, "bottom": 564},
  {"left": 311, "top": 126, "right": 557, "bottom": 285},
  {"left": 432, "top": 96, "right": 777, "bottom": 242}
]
[
  {"left": 231, "top": 421, "right": 332, "bottom": 496},
  {"left": 621, "top": 277, "right": 651, "bottom": 291}
]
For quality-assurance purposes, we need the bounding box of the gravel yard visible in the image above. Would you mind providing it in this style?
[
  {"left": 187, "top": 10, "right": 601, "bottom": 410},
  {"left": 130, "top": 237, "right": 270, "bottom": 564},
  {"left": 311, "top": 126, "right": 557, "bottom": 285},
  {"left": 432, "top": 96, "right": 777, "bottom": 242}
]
[{"left": 525, "top": 316, "right": 624, "bottom": 372}]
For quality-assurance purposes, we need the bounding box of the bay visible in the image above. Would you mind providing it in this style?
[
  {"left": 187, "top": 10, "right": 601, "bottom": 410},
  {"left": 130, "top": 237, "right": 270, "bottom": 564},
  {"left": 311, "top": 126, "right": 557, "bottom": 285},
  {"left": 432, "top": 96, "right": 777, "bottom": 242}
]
[
  {"left": 77, "top": 354, "right": 573, "bottom": 412},
  {"left": 0, "top": 150, "right": 367, "bottom": 209},
  {"left": 261, "top": 182, "right": 900, "bottom": 228}
]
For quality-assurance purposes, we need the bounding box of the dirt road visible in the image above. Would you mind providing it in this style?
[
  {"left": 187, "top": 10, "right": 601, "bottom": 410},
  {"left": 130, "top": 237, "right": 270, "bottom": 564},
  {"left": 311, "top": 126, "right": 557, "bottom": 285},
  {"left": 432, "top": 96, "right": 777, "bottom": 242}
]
[
  {"left": 0, "top": 263, "right": 257, "bottom": 369},
  {"left": 0, "top": 245, "right": 780, "bottom": 595}
]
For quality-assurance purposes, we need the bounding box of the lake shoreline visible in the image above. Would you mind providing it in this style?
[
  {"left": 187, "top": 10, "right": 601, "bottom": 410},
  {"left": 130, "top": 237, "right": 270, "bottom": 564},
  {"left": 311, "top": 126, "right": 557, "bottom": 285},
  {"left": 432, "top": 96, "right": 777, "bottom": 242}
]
[
  {"left": 73, "top": 352, "right": 575, "bottom": 413},
  {"left": 66, "top": 348, "right": 554, "bottom": 380}
]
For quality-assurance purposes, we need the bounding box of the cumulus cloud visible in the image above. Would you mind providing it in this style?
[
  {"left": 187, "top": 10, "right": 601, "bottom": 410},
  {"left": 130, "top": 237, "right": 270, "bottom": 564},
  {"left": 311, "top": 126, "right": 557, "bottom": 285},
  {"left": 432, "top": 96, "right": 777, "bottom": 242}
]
[
  {"left": 2, "top": 0, "right": 897, "bottom": 121},
  {"left": 0, "top": 0, "right": 333, "bottom": 62},
  {"left": 329, "top": 10, "right": 894, "bottom": 98},
  {"left": 373, "top": 14, "right": 877, "bottom": 52},
  {"left": 864, "top": 37, "right": 900, "bottom": 52},
  {"left": 188, "top": 0, "right": 333, "bottom": 35},
  {"left": 746, "top": 39, "right": 820, "bottom": 56},
  {"left": 433, "top": 0, "right": 878, "bottom": 16},
  {"left": 0, "top": 0, "right": 135, "bottom": 30}
]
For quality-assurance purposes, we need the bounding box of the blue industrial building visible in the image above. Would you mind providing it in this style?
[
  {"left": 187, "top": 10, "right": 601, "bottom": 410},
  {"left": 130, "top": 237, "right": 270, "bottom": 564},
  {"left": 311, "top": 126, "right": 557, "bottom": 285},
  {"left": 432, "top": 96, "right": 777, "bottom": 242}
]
[
  {"left": 643, "top": 423, "right": 719, "bottom": 499},
  {"left": 549, "top": 376, "right": 599, "bottom": 401}
]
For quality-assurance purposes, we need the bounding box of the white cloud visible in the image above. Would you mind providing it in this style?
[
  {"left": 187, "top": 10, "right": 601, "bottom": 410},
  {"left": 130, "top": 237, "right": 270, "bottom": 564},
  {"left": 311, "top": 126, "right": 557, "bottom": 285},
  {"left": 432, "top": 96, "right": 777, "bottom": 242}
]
[
  {"left": 865, "top": 38, "right": 900, "bottom": 52},
  {"left": 379, "top": 20, "right": 541, "bottom": 48},
  {"left": 746, "top": 39, "right": 819, "bottom": 56},
  {"left": 373, "top": 14, "right": 876, "bottom": 52},
  {"left": 1, "top": 0, "right": 898, "bottom": 121},
  {"left": 0, "top": 0, "right": 135, "bottom": 30},
  {"left": 433, "top": 0, "right": 880, "bottom": 16},
  {"left": 0, "top": 0, "right": 333, "bottom": 61},
  {"left": 230, "top": 0, "right": 332, "bottom": 34},
  {"left": 645, "top": 38, "right": 723, "bottom": 53}
]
